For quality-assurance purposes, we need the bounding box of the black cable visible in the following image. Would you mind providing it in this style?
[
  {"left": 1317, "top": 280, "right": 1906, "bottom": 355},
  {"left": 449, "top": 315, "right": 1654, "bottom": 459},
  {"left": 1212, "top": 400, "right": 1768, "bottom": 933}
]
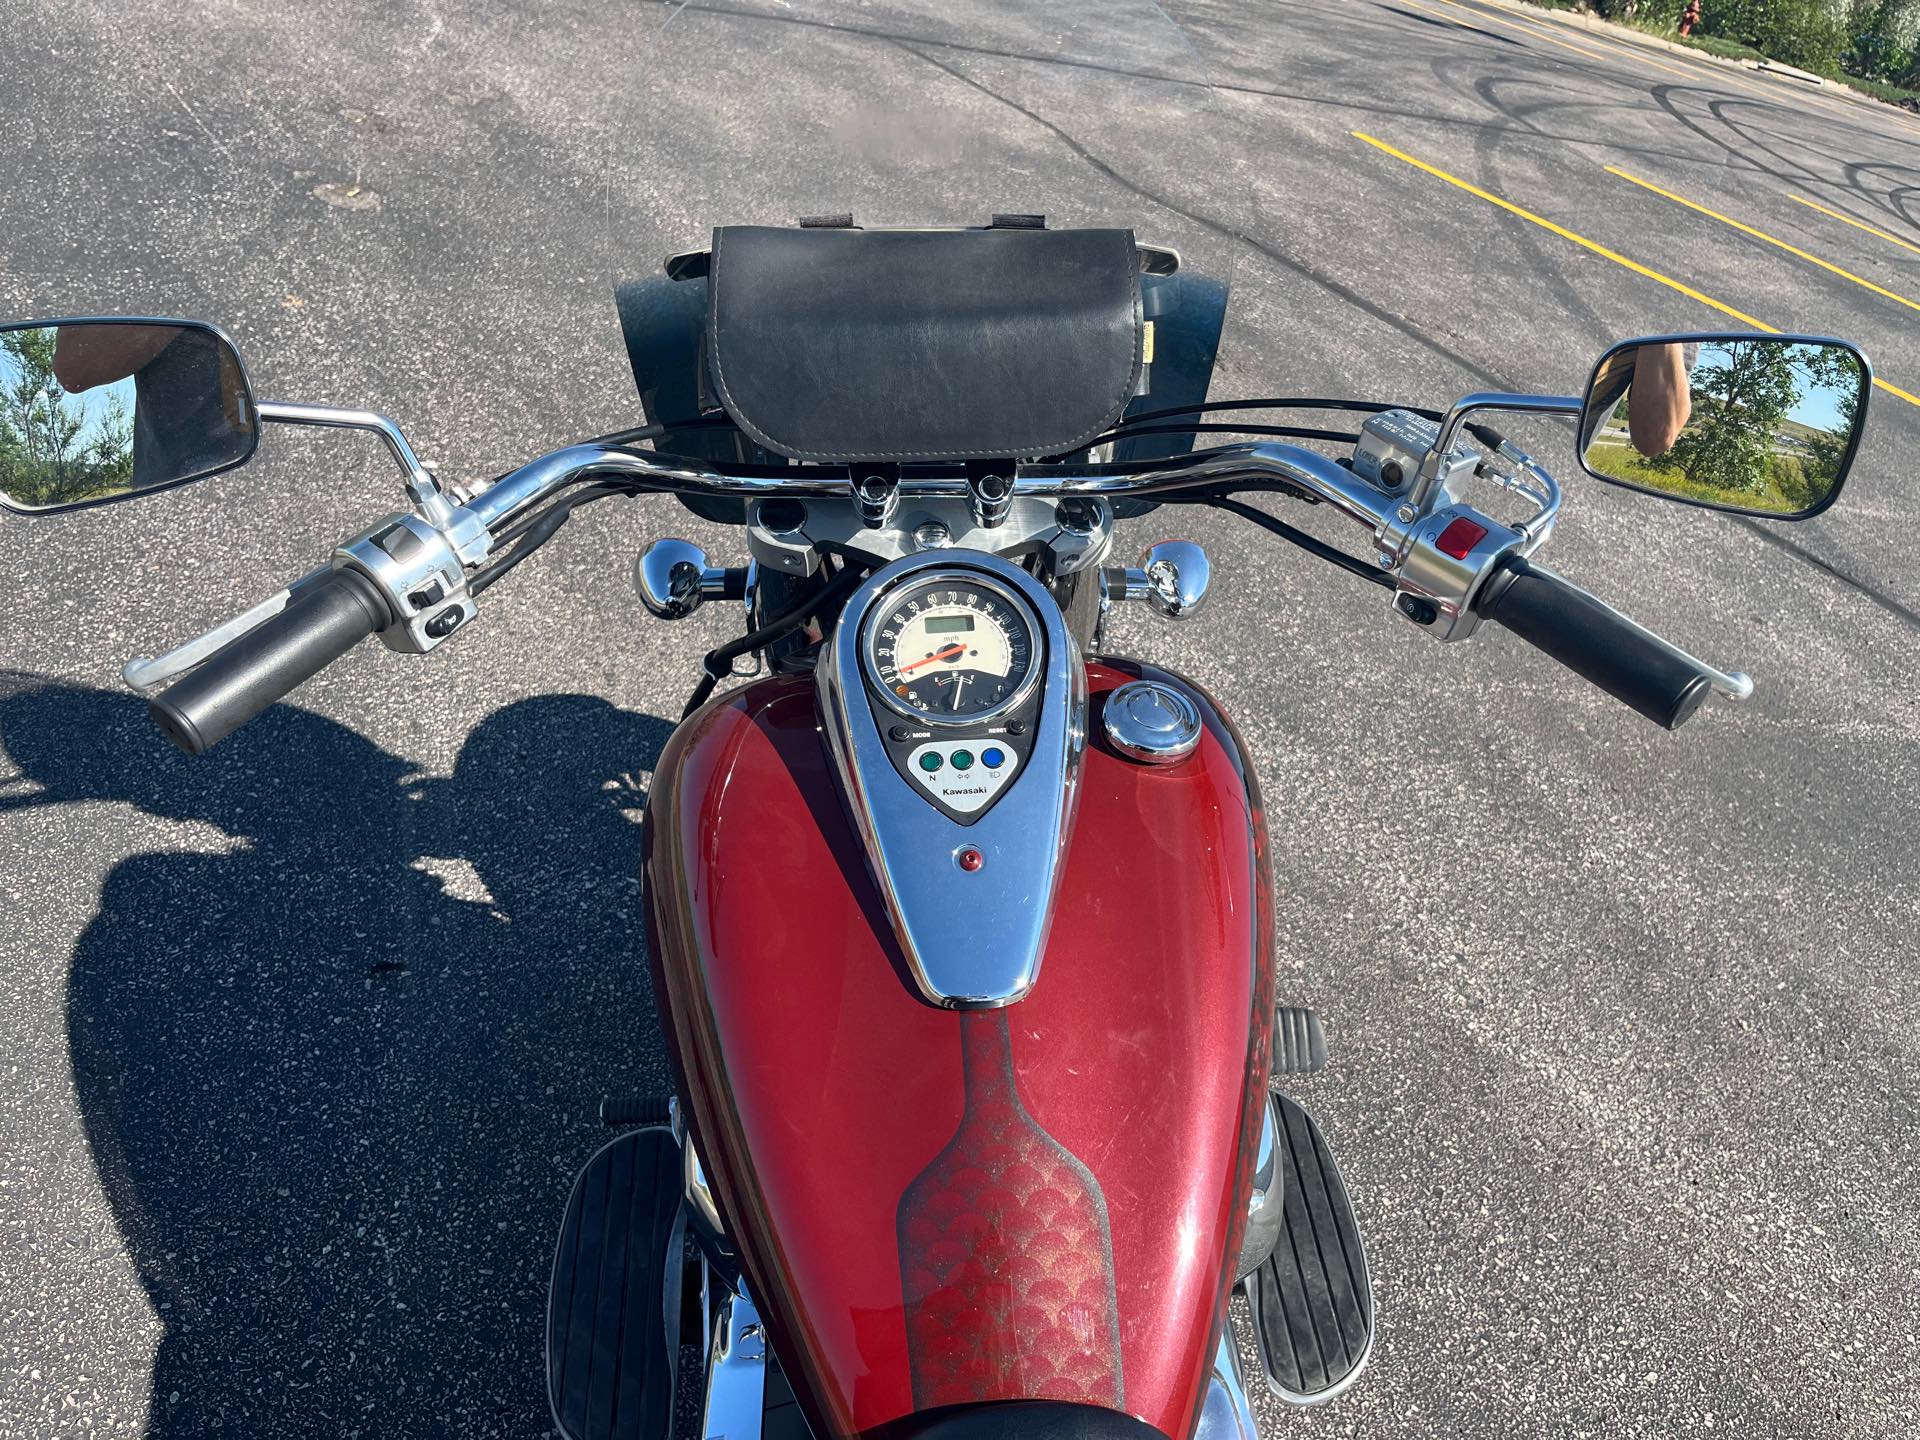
[
  {"left": 582, "top": 413, "right": 740, "bottom": 448},
  {"left": 468, "top": 480, "right": 639, "bottom": 596},
  {"left": 1205, "top": 494, "right": 1395, "bottom": 590},
  {"left": 1114, "top": 396, "right": 1447, "bottom": 428},
  {"left": 463, "top": 414, "right": 739, "bottom": 497},
  {"left": 463, "top": 457, "right": 896, "bottom": 645},
  {"left": 1093, "top": 422, "right": 1363, "bottom": 447},
  {"left": 583, "top": 420, "right": 665, "bottom": 448},
  {"left": 682, "top": 562, "right": 874, "bottom": 717}
]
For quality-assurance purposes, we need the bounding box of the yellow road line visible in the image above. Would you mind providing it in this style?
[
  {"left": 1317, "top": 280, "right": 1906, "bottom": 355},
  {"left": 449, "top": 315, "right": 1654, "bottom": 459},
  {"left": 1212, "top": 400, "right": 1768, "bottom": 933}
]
[
  {"left": 1606, "top": 164, "right": 1920, "bottom": 318},
  {"left": 1347, "top": 132, "right": 1920, "bottom": 407},
  {"left": 1789, "top": 193, "right": 1920, "bottom": 258},
  {"left": 1351, "top": 131, "right": 1772, "bottom": 325}
]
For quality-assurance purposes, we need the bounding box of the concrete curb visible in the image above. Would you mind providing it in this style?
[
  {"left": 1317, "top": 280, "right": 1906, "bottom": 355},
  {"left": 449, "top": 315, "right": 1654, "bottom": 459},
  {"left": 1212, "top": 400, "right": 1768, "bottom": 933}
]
[
  {"left": 1473, "top": 0, "right": 1915, "bottom": 119},
  {"left": 1471, "top": 0, "right": 1763, "bottom": 69},
  {"left": 1754, "top": 60, "right": 1826, "bottom": 85}
]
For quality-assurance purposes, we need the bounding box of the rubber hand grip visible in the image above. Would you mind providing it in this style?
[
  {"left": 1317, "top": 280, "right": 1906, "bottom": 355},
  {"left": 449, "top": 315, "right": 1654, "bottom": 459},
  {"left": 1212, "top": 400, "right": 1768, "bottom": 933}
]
[
  {"left": 150, "top": 568, "right": 390, "bottom": 754},
  {"left": 1474, "top": 554, "right": 1712, "bottom": 730}
]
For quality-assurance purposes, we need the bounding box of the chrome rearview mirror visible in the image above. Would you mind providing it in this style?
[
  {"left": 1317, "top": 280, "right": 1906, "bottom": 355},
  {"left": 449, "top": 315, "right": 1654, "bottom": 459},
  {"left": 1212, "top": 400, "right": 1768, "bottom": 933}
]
[
  {"left": 1578, "top": 333, "right": 1869, "bottom": 519},
  {"left": 0, "top": 317, "right": 259, "bottom": 514}
]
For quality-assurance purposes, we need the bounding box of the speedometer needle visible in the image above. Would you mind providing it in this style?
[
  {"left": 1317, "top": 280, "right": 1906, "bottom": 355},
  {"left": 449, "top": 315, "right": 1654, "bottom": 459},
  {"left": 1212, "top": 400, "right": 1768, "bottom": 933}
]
[{"left": 900, "top": 644, "right": 966, "bottom": 673}]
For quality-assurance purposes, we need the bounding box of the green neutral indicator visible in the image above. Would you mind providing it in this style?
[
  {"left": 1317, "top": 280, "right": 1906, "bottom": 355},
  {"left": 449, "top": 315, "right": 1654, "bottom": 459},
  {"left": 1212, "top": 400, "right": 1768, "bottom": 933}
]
[
  {"left": 950, "top": 749, "right": 974, "bottom": 771},
  {"left": 918, "top": 752, "right": 943, "bottom": 773}
]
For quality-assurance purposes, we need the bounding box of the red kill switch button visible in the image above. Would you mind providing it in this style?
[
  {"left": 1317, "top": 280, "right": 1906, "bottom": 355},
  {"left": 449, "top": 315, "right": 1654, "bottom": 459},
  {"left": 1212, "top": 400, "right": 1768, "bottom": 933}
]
[{"left": 1435, "top": 518, "right": 1489, "bottom": 560}]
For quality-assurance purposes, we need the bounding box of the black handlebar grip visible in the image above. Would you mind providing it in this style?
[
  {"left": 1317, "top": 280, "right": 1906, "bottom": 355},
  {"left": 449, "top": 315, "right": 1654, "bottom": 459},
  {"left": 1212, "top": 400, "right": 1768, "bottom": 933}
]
[
  {"left": 149, "top": 569, "right": 390, "bottom": 754},
  {"left": 1475, "top": 554, "right": 1712, "bottom": 730}
]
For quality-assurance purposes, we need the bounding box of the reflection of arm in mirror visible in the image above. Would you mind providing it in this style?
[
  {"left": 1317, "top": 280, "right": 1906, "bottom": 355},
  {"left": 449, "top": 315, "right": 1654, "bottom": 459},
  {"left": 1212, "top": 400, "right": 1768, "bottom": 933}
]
[
  {"left": 51, "top": 325, "right": 179, "bottom": 393},
  {"left": 1626, "top": 342, "right": 1691, "bottom": 457},
  {"left": 1581, "top": 349, "right": 1636, "bottom": 451},
  {"left": 1582, "top": 341, "right": 1699, "bottom": 458}
]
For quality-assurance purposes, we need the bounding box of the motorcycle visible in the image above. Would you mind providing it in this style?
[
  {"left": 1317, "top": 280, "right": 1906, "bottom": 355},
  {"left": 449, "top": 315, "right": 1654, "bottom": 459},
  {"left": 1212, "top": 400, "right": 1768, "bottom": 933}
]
[{"left": 0, "top": 3, "right": 1873, "bottom": 1436}]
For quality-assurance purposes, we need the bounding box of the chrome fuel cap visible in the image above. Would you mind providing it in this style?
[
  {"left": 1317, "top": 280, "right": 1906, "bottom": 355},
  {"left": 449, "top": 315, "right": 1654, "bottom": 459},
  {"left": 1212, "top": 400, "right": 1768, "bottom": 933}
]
[{"left": 1102, "top": 680, "right": 1202, "bottom": 764}]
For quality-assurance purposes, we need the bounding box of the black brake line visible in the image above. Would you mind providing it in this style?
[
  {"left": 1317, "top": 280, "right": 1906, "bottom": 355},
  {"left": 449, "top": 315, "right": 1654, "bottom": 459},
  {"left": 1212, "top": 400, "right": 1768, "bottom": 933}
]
[
  {"left": 1100, "top": 396, "right": 1508, "bottom": 452},
  {"left": 468, "top": 479, "right": 641, "bottom": 596},
  {"left": 461, "top": 413, "right": 740, "bottom": 503},
  {"left": 583, "top": 413, "right": 741, "bottom": 448},
  {"left": 1065, "top": 397, "right": 1449, "bottom": 459},
  {"left": 1204, "top": 493, "right": 1395, "bottom": 590}
]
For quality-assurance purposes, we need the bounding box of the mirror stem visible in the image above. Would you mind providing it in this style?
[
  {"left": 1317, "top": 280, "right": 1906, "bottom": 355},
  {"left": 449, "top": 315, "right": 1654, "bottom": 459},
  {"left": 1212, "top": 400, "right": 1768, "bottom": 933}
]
[
  {"left": 1415, "top": 392, "right": 1583, "bottom": 510},
  {"left": 255, "top": 400, "right": 453, "bottom": 526}
]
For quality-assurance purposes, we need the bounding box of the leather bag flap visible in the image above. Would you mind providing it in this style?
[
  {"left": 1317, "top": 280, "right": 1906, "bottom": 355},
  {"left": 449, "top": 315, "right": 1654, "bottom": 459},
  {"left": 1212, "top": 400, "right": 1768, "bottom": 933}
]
[{"left": 705, "top": 225, "right": 1144, "bottom": 463}]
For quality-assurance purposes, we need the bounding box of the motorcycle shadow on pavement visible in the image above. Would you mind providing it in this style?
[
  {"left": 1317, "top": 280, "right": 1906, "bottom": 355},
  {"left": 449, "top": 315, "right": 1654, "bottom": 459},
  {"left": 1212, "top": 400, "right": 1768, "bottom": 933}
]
[{"left": 0, "top": 674, "right": 676, "bottom": 1437}]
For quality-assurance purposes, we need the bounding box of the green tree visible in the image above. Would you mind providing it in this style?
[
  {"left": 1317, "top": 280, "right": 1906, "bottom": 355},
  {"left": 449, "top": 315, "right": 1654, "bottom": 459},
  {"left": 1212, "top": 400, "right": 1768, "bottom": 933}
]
[
  {"left": 1798, "top": 345, "right": 1862, "bottom": 503},
  {"left": 1847, "top": 0, "right": 1918, "bottom": 81},
  {"left": 1659, "top": 341, "right": 1803, "bottom": 498},
  {"left": 0, "top": 327, "right": 134, "bottom": 508},
  {"left": 1705, "top": 0, "right": 1846, "bottom": 72}
]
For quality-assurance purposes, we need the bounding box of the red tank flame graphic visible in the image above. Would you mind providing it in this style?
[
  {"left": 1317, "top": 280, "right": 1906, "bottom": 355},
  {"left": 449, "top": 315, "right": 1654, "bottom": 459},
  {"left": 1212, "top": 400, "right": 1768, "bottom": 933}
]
[{"left": 897, "top": 1012, "right": 1124, "bottom": 1409}]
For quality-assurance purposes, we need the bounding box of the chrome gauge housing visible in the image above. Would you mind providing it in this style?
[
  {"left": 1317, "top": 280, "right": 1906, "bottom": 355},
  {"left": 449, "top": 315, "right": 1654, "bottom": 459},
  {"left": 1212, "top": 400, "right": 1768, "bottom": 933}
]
[
  {"left": 861, "top": 568, "right": 1044, "bottom": 728},
  {"left": 818, "top": 549, "right": 1086, "bottom": 1008}
]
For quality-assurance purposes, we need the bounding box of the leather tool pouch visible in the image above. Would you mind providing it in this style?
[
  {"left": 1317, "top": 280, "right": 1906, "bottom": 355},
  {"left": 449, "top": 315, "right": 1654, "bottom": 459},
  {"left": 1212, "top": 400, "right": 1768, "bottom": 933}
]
[{"left": 704, "top": 225, "right": 1144, "bottom": 463}]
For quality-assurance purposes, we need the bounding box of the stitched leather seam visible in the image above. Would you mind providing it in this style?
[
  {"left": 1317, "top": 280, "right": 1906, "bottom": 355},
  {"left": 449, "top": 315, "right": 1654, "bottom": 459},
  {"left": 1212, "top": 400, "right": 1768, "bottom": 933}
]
[{"left": 706, "top": 228, "right": 1145, "bottom": 463}]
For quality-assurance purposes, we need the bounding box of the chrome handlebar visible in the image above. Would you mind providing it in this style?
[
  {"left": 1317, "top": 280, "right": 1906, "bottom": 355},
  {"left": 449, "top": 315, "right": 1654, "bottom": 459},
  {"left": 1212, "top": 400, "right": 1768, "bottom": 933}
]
[
  {"left": 457, "top": 433, "right": 1512, "bottom": 544},
  {"left": 444, "top": 435, "right": 1561, "bottom": 646},
  {"left": 126, "top": 406, "right": 1749, "bottom": 724},
  {"left": 122, "top": 432, "right": 1550, "bottom": 693}
]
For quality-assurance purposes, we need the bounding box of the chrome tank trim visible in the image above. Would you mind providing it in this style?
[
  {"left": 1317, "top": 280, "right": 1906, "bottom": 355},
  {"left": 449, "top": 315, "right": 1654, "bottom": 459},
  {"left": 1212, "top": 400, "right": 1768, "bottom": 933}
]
[
  {"left": 1236, "top": 1096, "right": 1282, "bottom": 1281},
  {"left": 818, "top": 550, "right": 1085, "bottom": 1008},
  {"left": 1196, "top": 1327, "right": 1260, "bottom": 1440},
  {"left": 702, "top": 1286, "right": 768, "bottom": 1440},
  {"left": 685, "top": 1136, "right": 728, "bottom": 1253}
]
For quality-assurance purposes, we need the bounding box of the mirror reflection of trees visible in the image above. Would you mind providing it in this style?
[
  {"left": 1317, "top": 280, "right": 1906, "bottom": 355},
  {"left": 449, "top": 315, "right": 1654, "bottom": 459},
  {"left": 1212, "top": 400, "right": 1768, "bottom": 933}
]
[
  {"left": 0, "top": 328, "right": 136, "bottom": 508},
  {"left": 1586, "top": 339, "right": 1862, "bottom": 515},
  {"left": 0, "top": 322, "right": 257, "bottom": 513}
]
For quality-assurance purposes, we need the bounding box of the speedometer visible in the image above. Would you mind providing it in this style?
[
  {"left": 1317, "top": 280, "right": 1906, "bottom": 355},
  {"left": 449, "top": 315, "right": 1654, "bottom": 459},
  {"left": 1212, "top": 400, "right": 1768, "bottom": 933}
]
[{"left": 864, "top": 570, "right": 1041, "bottom": 725}]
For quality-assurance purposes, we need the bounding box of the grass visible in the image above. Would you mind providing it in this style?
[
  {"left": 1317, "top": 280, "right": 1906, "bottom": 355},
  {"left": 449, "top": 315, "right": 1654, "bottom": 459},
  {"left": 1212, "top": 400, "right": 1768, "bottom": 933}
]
[
  {"left": 1667, "top": 31, "right": 1764, "bottom": 62},
  {"left": 1842, "top": 72, "right": 1920, "bottom": 107},
  {"left": 1511, "top": 2, "right": 1920, "bottom": 109},
  {"left": 1585, "top": 439, "right": 1812, "bottom": 514}
]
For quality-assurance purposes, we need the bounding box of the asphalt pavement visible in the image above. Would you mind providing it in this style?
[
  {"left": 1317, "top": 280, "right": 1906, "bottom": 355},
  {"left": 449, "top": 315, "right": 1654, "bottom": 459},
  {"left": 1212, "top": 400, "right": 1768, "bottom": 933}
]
[{"left": 2, "top": 0, "right": 1917, "bottom": 1436}]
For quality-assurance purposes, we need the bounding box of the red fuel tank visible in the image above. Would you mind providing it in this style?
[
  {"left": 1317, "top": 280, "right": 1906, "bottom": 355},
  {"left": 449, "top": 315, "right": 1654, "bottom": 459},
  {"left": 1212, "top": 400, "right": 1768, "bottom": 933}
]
[{"left": 644, "top": 662, "right": 1274, "bottom": 1438}]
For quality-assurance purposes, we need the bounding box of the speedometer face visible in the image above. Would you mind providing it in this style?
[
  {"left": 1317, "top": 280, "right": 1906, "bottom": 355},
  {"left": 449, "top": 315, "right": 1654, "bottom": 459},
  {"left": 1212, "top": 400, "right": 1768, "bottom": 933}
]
[{"left": 866, "top": 573, "right": 1040, "bottom": 725}]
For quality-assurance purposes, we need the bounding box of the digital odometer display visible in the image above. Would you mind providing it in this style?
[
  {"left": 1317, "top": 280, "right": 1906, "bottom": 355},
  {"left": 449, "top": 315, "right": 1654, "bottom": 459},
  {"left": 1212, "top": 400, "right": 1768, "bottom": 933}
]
[{"left": 865, "top": 574, "right": 1038, "bottom": 724}]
